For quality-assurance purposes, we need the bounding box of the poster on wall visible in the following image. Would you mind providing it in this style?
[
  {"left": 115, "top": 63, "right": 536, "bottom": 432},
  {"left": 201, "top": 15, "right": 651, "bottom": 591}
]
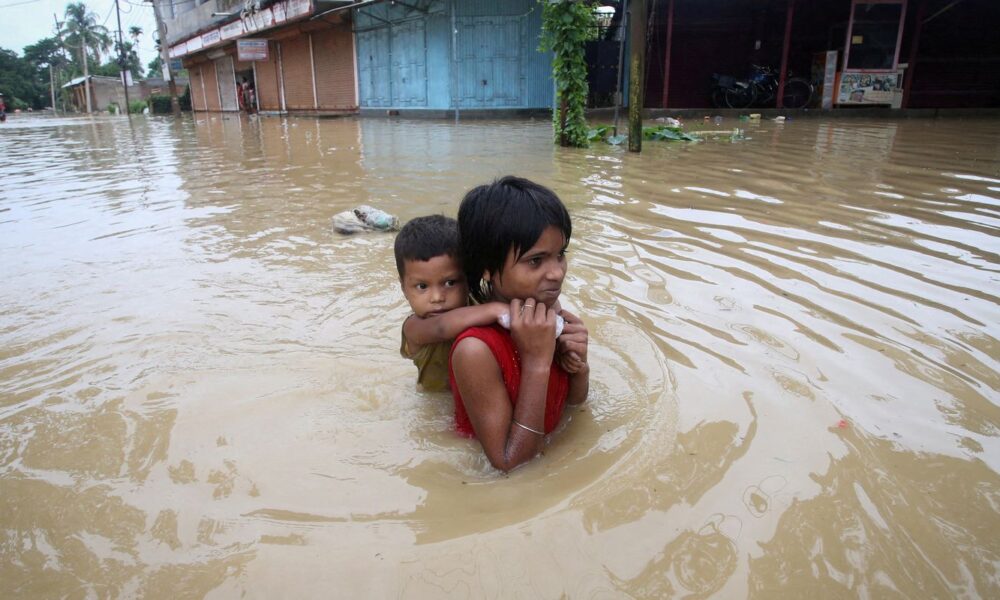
[{"left": 836, "top": 72, "right": 901, "bottom": 105}]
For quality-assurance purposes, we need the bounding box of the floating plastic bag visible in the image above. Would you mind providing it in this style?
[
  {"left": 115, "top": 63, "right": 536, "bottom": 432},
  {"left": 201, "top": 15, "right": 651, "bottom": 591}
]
[{"left": 332, "top": 205, "right": 400, "bottom": 234}]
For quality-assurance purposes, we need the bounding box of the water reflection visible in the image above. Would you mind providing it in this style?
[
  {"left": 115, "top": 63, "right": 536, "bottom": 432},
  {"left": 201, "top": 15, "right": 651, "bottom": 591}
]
[{"left": 1, "top": 114, "right": 998, "bottom": 596}]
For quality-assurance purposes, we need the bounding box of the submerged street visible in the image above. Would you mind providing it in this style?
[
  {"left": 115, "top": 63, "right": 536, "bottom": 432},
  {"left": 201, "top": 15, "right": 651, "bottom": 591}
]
[{"left": 1, "top": 113, "right": 999, "bottom": 596}]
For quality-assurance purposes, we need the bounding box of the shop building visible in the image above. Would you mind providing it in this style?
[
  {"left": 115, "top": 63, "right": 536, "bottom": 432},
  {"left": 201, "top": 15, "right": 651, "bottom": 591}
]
[
  {"left": 61, "top": 75, "right": 142, "bottom": 112},
  {"left": 159, "top": 0, "right": 357, "bottom": 114},
  {"left": 591, "top": 0, "right": 999, "bottom": 110},
  {"left": 352, "top": 0, "right": 553, "bottom": 115}
]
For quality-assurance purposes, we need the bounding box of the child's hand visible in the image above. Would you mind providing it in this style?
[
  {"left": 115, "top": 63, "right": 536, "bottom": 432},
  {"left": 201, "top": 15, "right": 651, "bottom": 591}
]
[
  {"left": 557, "top": 350, "right": 585, "bottom": 374},
  {"left": 556, "top": 308, "right": 588, "bottom": 373},
  {"left": 491, "top": 301, "right": 511, "bottom": 325},
  {"left": 509, "top": 298, "right": 557, "bottom": 367}
]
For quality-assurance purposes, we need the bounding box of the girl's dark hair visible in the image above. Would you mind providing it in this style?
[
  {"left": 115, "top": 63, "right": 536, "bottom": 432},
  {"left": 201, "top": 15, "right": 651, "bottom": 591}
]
[
  {"left": 458, "top": 176, "right": 572, "bottom": 303},
  {"left": 393, "top": 214, "right": 459, "bottom": 278}
]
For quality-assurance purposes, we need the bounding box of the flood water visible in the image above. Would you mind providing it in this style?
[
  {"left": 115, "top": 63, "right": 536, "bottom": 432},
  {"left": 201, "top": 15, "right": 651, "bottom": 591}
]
[{"left": 1, "top": 112, "right": 999, "bottom": 597}]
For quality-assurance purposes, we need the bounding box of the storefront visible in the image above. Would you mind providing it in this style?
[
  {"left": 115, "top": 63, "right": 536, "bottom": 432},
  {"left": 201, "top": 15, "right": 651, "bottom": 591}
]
[
  {"left": 836, "top": 0, "right": 907, "bottom": 106},
  {"left": 170, "top": 0, "right": 357, "bottom": 114}
]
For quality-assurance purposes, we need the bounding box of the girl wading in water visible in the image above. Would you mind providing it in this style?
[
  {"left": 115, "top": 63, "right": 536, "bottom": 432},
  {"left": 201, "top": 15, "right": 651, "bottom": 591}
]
[{"left": 449, "top": 176, "right": 589, "bottom": 472}]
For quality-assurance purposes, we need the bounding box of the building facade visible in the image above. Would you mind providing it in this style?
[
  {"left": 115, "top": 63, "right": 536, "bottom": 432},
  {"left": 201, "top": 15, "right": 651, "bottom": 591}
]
[
  {"left": 353, "top": 0, "right": 553, "bottom": 114},
  {"left": 160, "top": 0, "right": 358, "bottom": 114},
  {"left": 591, "top": 0, "right": 999, "bottom": 110},
  {"left": 61, "top": 76, "right": 141, "bottom": 112}
]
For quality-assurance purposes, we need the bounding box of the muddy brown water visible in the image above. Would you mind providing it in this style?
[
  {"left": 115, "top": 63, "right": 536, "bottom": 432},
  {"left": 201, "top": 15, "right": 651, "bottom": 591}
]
[{"left": 1, "top": 114, "right": 998, "bottom": 598}]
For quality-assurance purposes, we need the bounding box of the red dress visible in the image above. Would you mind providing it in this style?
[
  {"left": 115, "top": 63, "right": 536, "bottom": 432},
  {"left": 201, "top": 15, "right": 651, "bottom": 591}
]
[{"left": 449, "top": 324, "right": 570, "bottom": 437}]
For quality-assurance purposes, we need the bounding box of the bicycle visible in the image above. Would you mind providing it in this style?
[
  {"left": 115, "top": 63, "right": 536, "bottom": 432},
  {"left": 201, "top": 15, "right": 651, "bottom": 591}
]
[
  {"left": 710, "top": 65, "right": 814, "bottom": 109},
  {"left": 710, "top": 73, "right": 755, "bottom": 109},
  {"left": 747, "top": 64, "right": 813, "bottom": 109}
]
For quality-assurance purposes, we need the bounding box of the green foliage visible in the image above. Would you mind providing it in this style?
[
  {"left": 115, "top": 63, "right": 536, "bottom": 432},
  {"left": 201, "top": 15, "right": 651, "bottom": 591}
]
[
  {"left": 586, "top": 123, "right": 701, "bottom": 145},
  {"left": 148, "top": 94, "right": 172, "bottom": 113},
  {"left": 642, "top": 125, "right": 700, "bottom": 142},
  {"left": 91, "top": 62, "right": 120, "bottom": 77},
  {"left": 107, "top": 101, "right": 120, "bottom": 114},
  {"left": 61, "top": 2, "right": 112, "bottom": 74},
  {"left": 0, "top": 47, "right": 49, "bottom": 109},
  {"left": 179, "top": 85, "right": 192, "bottom": 111},
  {"left": 586, "top": 124, "right": 613, "bottom": 142},
  {"left": 23, "top": 38, "right": 67, "bottom": 70},
  {"left": 539, "top": 1, "right": 596, "bottom": 148},
  {"left": 6, "top": 96, "right": 30, "bottom": 110},
  {"left": 128, "top": 99, "right": 146, "bottom": 114}
]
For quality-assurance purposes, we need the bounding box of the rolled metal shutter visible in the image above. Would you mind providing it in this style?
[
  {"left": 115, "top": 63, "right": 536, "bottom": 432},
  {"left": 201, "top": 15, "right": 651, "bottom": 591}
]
[
  {"left": 312, "top": 26, "right": 356, "bottom": 110},
  {"left": 189, "top": 64, "right": 207, "bottom": 111},
  {"left": 203, "top": 62, "right": 222, "bottom": 111},
  {"left": 254, "top": 43, "right": 282, "bottom": 111},
  {"left": 280, "top": 35, "right": 315, "bottom": 110}
]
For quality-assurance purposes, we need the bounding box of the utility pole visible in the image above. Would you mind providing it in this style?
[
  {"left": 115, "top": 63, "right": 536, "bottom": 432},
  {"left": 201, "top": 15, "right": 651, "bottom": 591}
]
[
  {"left": 50, "top": 65, "right": 57, "bottom": 114},
  {"left": 627, "top": 0, "right": 646, "bottom": 152},
  {"left": 149, "top": 0, "right": 181, "bottom": 115},
  {"left": 114, "top": 0, "right": 131, "bottom": 113}
]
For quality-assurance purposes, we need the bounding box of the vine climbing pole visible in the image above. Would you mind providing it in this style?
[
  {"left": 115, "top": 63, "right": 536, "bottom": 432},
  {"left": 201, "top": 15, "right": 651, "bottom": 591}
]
[
  {"left": 628, "top": 0, "right": 647, "bottom": 152},
  {"left": 540, "top": 1, "right": 596, "bottom": 148}
]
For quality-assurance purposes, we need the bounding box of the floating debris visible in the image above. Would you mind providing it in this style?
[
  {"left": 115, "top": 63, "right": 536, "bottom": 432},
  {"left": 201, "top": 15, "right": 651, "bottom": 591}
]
[{"left": 333, "top": 205, "right": 400, "bottom": 234}]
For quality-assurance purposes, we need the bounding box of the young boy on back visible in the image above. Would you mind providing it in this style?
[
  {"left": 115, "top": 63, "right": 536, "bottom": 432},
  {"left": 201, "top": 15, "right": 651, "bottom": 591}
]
[{"left": 394, "top": 215, "right": 507, "bottom": 392}]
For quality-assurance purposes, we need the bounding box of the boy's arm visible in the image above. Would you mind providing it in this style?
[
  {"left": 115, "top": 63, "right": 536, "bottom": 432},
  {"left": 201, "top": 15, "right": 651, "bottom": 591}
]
[{"left": 403, "top": 302, "right": 508, "bottom": 347}]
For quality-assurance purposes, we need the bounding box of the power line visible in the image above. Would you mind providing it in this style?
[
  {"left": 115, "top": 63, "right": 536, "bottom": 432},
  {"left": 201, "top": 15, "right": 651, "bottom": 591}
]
[
  {"left": 102, "top": 1, "right": 115, "bottom": 26},
  {"left": 0, "top": 0, "right": 42, "bottom": 7}
]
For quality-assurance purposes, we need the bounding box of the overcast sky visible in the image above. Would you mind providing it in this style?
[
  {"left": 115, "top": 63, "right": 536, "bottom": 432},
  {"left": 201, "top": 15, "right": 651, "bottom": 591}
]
[{"left": 2, "top": 0, "right": 159, "bottom": 68}]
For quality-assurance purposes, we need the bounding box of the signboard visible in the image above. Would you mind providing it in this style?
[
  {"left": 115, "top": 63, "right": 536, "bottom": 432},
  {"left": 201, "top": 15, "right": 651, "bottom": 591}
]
[
  {"left": 272, "top": 1, "right": 286, "bottom": 23},
  {"left": 836, "top": 72, "right": 901, "bottom": 105},
  {"left": 243, "top": 7, "right": 274, "bottom": 33},
  {"left": 170, "top": 0, "right": 311, "bottom": 59},
  {"left": 237, "top": 39, "right": 269, "bottom": 62},
  {"left": 287, "top": 0, "right": 311, "bottom": 19},
  {"left": 169, "top": 58, "right": 183, "bottom": 72},
  {"left": 201, "top": 29, "right": 221, "bottom": 48},
  {"left": 221, "top": 20, "right": 245, "bottom": 40}
]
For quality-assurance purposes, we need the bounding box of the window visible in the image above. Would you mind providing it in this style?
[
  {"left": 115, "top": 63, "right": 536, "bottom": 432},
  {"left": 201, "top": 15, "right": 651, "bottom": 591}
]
[{"left": 845, "top": 1, "right": 906, "bottom": 71}]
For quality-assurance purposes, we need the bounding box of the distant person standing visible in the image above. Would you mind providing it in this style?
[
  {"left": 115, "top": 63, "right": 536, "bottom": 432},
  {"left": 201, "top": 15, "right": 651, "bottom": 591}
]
[{"left": 239, "top": 77, "right": 255, "bottom": 113}]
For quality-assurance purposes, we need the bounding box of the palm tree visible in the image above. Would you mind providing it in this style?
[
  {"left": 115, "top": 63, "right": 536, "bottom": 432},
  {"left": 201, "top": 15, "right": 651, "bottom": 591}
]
[
  {"left": 128, "top": 26, "right": 142, "bottom": 42},
  {"left": 61, "top": 2, "right": 112, "bottom": 113}
]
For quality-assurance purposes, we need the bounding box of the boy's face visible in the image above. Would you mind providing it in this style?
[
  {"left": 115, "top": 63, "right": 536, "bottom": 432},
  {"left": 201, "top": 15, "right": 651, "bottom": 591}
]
[{"left": 401, "top": 255, "right": 468, "bottom": 318}]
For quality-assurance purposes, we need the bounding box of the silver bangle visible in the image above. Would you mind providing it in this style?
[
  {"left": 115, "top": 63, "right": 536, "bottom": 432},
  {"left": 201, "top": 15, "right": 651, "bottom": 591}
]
[{"left": 511, "top": 418, "right": 544, "bottom": 436}]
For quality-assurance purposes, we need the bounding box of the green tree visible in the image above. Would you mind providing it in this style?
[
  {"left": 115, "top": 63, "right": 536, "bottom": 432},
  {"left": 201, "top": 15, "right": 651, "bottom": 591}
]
[
  {"left": 21, "top": 38, "right": 69, "bottom": 109},
  {"left": 539, "top": 1, "right": 597, "bottom": 148},
  {"left": 61, "top": 2, "right": 112, "bottom": 111},
  {"left": 0, "top": 48, "right": 48, "bottom": 109},
  {"left": 23, "top": 37, "right": 67, "bottom": 71},
  {"left": 148, "top": 55, "right": 162, "bottom": 76}
]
